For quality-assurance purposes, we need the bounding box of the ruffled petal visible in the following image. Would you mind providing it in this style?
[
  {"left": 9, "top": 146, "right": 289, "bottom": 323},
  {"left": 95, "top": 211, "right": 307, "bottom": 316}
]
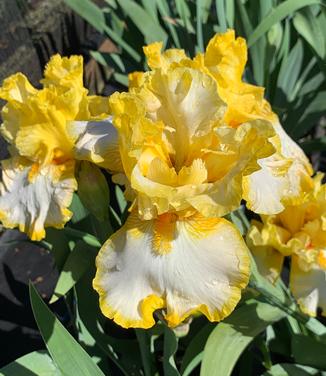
[
  {"left": 14, "top": 92, "right": 75, "bottom": 165},
  {"left": 0, "top": 157, "right": 77, "bottom": 241},
  {"left": 204, "top": 29, "right": 247, "bottom": 83},
  {"left": 68, "top": 118, "right": 123, "bottom": 172},
  {"left": 242, "top": 154, "right": 292, "bottom": 214},
  {"left": 201, "top": 30, "right": 276, "bottom": 126},
  {"left": 148, "top": 66, "right": 226, "bottom": 171},
  {"left": 0, "top": 73, "right": 37, "bottom": 142},
  {"left": 243, "top": 123, "right": 313, "bottom": 214},
  {"left": 273, "top": 122, "right": 313, "bottom": 206},
  {"left": 41, "top": 54, "right": 84, "bottom": 90},
  {"left": 143, "top": 42, "right": 188, "bottom": 70},
  {"left": 290, "top": 256, "right": 326, "bottom": 316},
  {"left": 128, "top": 72, "right": 145, "bottom": 88},
  {"left": 93, "top": 212, "right": 250, "bottom": 328},
  {"left": 247, "top": 220, "right": 284, "bottom": 283},
  {"left": 187, "top": 120, "right": 276, "bottom": 217}
]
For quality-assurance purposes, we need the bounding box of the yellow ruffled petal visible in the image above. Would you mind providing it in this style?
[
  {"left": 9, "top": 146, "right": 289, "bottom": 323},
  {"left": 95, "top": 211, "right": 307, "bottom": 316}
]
[
  {"left": 41, "top": 54, "right": 84, "bottom": 90},
  {"left": 204, "top": 29, "right": 247, "bottom": 83},
  {"left": 0, "top": 72, "right": 37, "bottom": 103},
  {"left": 247, "top": 220, "right": 284, "bottom": 283},
  {"left": 187, "top": 120, "right": 275, "bottom": 217},
  {"left": 14, "top": 90, "right": 75, "bottom": 165},
  {"left": 0, "top": 54, "right": 110, "bottom": 169},
  {"left": 201, "top": 30, "right": 277, "bottom": 126},
  {"left": 143, "top": 42, "right": 188, "bottom": 70},
  {"left": 128, "top": 71, "right": 145, "bottom": 88},
  {"left": 0, "top": 73, "right": 37, "bottom": 142},
  {"left": 93, "top": 212, "right": 250, "bottom": 328},
  {"left": 77, "top": 95, "right": 110, "bottom": 120},
  {"left": 0, "top": 156, "right": 77, "bottom": 241}
]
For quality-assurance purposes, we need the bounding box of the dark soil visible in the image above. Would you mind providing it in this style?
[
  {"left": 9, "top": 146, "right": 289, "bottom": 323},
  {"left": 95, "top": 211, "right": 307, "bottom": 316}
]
[{"left": 0, "top": 230, "right": 60, "bottom": 367}]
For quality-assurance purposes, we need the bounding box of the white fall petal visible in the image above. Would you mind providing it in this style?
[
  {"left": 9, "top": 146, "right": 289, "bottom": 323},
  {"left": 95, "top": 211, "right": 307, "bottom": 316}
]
[
  {"left": 0, "top": 156, "right": 76, "bottom": 241},
  {"left": 93, "top": 211, "right": 250, "bottom": 328}
]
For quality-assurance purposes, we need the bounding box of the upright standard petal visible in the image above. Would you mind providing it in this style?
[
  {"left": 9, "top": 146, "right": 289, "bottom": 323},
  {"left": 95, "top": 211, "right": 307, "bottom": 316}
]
[
  {"left": 94, "top": 212, "right": 250, "bottom": 328},
  {"left": 0, "top": 157, "right": 77, "bottom": 241}
]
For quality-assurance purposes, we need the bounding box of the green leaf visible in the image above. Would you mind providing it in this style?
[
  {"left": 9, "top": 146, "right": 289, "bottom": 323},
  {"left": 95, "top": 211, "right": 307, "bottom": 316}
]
[
  {"left": 69, "top": 194, "right": 89, "bottom": 224},
  {"left": 118, "top": 0, "right": 167, "bottom": 44},
  {"left": 181, "top": 323, "right": 214, "bottom": 376},
  {"left": 226, "top": 206, "right": 249, "bottom": 236},
  {"left": 113, "top": 72, "right": 128, "bottom": 87},
  {"left": 29, "top": 283, "right": 105, "bottom": 376},
  {"left": 304, "top": 317, "right": 326, "bottom": 337},
  {"left": 225, "top": 0, "right": 235, "bottom": 28},
  {"left": 216, "top": 0, "right": 227, "bottom": 32},
  {"left": 91, "top": 50, "right": 126, "bottom": 73},
  {"left": 293, "top": 8, "right": 325, "bottom": 59},
  {"left": 200, "top": 300, "right": 284, "bottom": 376},
  {"left": 63, "top": 227, "right": 101, "bottom": 248},
  {"left": 45, "top": 229, "right": 71, "bottom": 271},
  {"left": 300, "top": 137, "right": 326, "bottom": 153},
  {"left": 276, "top": 40, "right": 304, "bottom": 103},
  {"left": 164, "top": 326, "right": 180, "bottom": 376},
  {"left": 77, "top": 162, "right": 110, "bottom": 222},
  {"left": 196, "top": 0, "right": 205, "bottom": 52},
  {"left": 292, "top": 334, "right": 326, "bottom": 370},
  {"left": 141, "top": 0, "right": 158, "bottom": 19},
  {"left": 291, "top": 91, "right": 326, "bottom": 138},
  {"left": 156, "top": 0, "right": 181, "bottom": 48},
  {"left": 264, "top": 363, "right": 326, "bottom": 375},
  {"left": 50, "top": 241, "right": 96, "bottom": 303},
  {"left": 115, "top": 185, "right": 128, "bottom": 214},
  {"left": 64, "top": 0, "right": 106, "bottom": 33},
  {"left": 75, "top": 269, "right": 138, "bottom": 376},
  {"left": 236, "top": 0, "right": 265, "bottom": 85},
  {"left": 0, "top": 350, "right": 60, "bottom": 376},
  {"left": 135, "top": 329, "right": 154, "bottom": 376},
  {"left": 248, "top": 0, "right": 322, "bottom": 47}
]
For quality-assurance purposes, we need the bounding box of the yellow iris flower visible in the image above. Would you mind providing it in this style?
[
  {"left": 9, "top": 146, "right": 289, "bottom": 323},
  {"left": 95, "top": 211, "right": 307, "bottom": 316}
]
[
  {"left": 247, "top": 174, "right": 326, "bottom": 317},
  {"left": 0, "top": 55, "right": 119, "bottom": 240},
  {"left": 92, "top": 31, "right": 312, "bottom": 328}
]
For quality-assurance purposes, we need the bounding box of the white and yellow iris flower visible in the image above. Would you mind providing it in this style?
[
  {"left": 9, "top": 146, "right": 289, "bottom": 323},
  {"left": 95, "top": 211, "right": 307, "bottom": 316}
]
[
  {"left": 137, "top": 30, "right": 313, "bottom": 215},
  {"left": 0, "top": 55, "right": 118, "bottom": 240},
  {"left": 247, "top": 174, "right": 326, "bottom": 316},
  {"left": 92, "top": 31, "right": 313, "bottom": 328}
]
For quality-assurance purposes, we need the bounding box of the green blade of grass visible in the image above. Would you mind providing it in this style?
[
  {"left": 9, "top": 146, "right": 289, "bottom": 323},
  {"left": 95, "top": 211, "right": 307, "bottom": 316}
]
[
  {"left": 200, "top": 300, "right": 285, "bottom": 376},
  {"left": 29, "top": 283, "right": 105, "bottom": 376},
  {"left": 248, "top": 0, "right": 322, "bottom": 47}
]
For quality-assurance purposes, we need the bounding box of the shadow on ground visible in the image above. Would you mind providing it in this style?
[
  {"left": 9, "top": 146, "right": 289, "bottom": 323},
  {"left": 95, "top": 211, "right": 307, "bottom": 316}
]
[{"left": 0, "top": 230, "right": 65, "bottom": 367}]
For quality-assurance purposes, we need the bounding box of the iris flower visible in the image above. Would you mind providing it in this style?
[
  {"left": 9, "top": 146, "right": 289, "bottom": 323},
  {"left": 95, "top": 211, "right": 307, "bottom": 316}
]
[
  {"left": 0, "top": 55, "right": 115, "bottom": 240},
  {"left": 92, "top": 31, "right": 312, "bottom": 328},
  {"left": 247, "top": 174, "right": 326, "bottom": 316}
]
